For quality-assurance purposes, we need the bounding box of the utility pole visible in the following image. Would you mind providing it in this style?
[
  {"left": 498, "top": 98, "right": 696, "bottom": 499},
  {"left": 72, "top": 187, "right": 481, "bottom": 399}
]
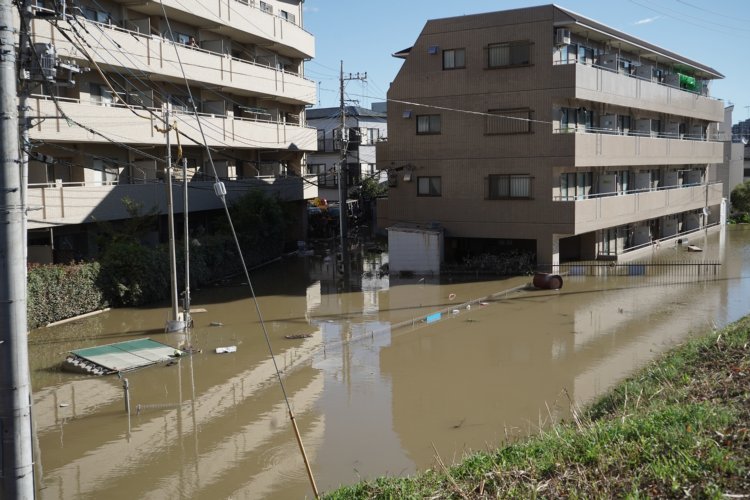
[
  {"left": 337, "top": 60, "right": 366, "bottom": 284},
  {"left": 161, "top": 103, "right": 184, "bottom": 333},
  {"left": 0, "top": 0, "right": 35, "bottom": 497}
]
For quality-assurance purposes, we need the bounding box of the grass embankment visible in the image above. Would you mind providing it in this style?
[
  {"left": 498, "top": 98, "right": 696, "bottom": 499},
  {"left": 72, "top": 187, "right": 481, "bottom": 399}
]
[{"left": 325, "top": 317, "right": 750, "bottom": 498}]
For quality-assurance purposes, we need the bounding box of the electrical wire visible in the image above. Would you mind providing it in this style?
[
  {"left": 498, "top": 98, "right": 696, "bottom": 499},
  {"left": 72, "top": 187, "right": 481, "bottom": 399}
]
[{"left": 160, "top": 1, "right": 320, "bottom": 494}]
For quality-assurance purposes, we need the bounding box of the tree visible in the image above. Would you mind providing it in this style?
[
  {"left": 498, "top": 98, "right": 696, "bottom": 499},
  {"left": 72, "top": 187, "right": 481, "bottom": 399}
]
[
  {"left": 226, "top": 190, "right": 288, "bottom": 266},
  {"left": 730, "top": 180, "right": 750, "bottom": 214},
  {"left": 358, "top": 176, "right": 388, "bottom": 200}
]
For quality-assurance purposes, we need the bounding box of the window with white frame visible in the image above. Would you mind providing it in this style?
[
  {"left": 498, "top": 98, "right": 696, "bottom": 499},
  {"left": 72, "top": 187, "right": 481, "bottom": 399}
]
[
  {"left": 417, "top": 176, "right": 441, "bottom": 196},
  {"left": 488, "top": 174, "right": 532, "bottom": 199}
]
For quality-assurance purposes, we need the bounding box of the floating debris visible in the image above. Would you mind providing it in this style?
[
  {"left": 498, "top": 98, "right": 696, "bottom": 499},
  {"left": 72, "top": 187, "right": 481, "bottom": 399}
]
[
  {"left": 215, "top": 346, "right": 237, "bottom": 354},
  {"left": 209, "top": 321, "right": 224, "bottom": 327},
  {"left": 285, "top": 333, "right": 313, "bottom": 340}
]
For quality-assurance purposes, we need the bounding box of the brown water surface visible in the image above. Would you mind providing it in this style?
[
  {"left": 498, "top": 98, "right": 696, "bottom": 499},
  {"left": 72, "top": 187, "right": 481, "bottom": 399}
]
[{"left": 30, "top": 227, "right": 750, "bottom": 499}]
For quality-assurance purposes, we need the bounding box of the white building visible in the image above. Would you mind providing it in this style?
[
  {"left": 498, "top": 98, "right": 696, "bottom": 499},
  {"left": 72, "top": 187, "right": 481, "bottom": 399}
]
[
  {"left": 21, "top": 0, "right": 317, "bottom": 262},
  {"left": 306, "top": 105, "right": 387, "bottom": 202}
]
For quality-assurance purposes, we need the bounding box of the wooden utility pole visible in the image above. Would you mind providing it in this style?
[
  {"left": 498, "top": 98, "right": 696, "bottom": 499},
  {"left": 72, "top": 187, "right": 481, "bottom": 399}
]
[{"left": 0, "top": 0, "right": 35, "bottom": 497}]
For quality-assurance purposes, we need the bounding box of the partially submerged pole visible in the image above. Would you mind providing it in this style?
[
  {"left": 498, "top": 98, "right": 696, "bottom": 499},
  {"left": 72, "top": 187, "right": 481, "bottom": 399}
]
[
  {"left": 163, "top": 103, "right": 184, "bottom": 333},
  {"left": 122, "top": 378, "right": 130, "bottom": 415}
]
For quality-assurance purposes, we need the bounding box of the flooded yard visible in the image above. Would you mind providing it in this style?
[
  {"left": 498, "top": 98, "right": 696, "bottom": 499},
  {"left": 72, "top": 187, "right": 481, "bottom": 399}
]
[{"left": 29, "top": 226, "right": 750, "bottom": 499}]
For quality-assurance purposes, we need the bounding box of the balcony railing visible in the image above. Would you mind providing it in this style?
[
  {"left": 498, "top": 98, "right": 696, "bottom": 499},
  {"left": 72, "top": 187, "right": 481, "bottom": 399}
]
[
  {"left": 30, "top": 94, "right": 316, "bottom": 150},
  {"left": 552, "top": 57, "right": 720, "bottom": 101},
  {"left": 553, "top": 125, "right": 716, "bottom": 142},
  {"left": 32, "top": 18, "right": 315, "bottom": 104},
  {"left": 553, "top": 180, "right": 720, "bottom": 202}
]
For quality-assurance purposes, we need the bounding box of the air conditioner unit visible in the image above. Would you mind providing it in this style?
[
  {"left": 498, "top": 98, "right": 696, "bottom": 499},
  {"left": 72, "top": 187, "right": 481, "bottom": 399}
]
[{"left": 555, "top": 28, "right": 571, "bottom": 46}]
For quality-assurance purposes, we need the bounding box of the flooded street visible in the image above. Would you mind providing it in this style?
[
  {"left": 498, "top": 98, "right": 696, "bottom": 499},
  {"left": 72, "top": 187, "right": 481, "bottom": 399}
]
[{"left": 29, "top": 226, "right": 750, "bottom": 499}]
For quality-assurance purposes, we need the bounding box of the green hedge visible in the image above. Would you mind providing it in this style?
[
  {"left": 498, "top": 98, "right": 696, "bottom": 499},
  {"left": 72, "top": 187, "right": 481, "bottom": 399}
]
[
  {"left": 27, "top": 190, "right": 289, "bottom": 328},
  {"left": 27, "top": 262, "right": 106, "bottom": 329}
]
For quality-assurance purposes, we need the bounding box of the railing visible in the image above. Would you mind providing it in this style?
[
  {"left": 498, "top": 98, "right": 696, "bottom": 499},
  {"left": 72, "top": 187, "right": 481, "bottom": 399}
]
[
  {"left": 538, "top": 259, "right": 721, "bottom": 284},
  {"left": 76, "top": 17, "right": 312, "bottom": 81},
  {"left": 552, "top": 57, "right": 720, "bottom": 101},
  {"left": 552, "top": 181, "right": 719, "bottom": 202},
  {"left": 553, "top": 125, "right": 716, "bottom": 142},
  {"left": 27, "top": 174, "right": 310, "bottom": 189},
  {"left": 618, "top": 223, "right": 719, "bottom": 255},
  {"left": 30, "top": 93, "right": 315, "bottom": 130}
]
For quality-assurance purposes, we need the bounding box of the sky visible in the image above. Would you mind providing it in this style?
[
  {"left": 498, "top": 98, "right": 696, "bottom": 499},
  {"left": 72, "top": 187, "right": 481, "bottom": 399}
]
[{"left": 303, "top": 0, "right": 750, "bottom": 124}]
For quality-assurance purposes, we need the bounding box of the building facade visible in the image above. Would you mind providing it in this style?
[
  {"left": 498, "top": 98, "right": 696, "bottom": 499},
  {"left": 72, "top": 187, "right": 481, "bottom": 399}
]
[
  {"left": 22, "top": 0, "right": 317, "bottom": 262},
  {"left": 306, "top": 105, "right": 387, "bottom": 202},
  {"left": 377, "top": 5, "right": 725, "bottom": 268}
]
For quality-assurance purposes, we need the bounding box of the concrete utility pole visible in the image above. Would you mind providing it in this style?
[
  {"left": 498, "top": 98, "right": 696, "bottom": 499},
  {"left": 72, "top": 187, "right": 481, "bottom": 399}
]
[
  {"left": 0, "top": 0, "right": 36, "bottom": 497},
  {"left": 337, "top": 61, "right": 366, "bottom": 283}
]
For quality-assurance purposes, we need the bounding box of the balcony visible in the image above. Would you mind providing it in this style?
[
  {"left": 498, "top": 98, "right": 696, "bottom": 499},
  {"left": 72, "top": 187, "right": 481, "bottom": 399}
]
[
  {"left": 552, "top": 130, "right": 723, "bottom": 167},
  {"left": 30, "top": 96, "right": 317, "bottom": 151},
  {"left": 553, "top": 62, "right": 724, "bottom": 122},
  {"left": 109, "top": 0, "right": 313, "bottom": 59},
  {"left": 31, "top": 19, "right": 316, "bottom": 105},
  {"left": 553, "top": 182, "right": 723, "bottom": 234},
  {"left": 27, "top": 176, "right": 319, "bottom": 230}
]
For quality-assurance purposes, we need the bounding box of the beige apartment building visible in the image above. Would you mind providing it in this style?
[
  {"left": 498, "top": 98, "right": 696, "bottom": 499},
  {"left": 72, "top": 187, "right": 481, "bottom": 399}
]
[
  {"left": 377, "top": 5, "right": 725, "bottom": 269},
  {"left": 22, "top": 0, "right": 316, "bottom": 262}
]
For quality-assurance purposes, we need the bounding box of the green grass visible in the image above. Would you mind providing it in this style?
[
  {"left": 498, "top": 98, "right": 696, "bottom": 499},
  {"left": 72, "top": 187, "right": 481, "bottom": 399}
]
[{"left": 324, "top": 316, "right": 750, "bottom": 499}]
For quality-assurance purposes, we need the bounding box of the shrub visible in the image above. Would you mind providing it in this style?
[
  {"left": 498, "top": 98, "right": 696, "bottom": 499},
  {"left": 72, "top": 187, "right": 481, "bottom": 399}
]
[{"left": 27, "top": 262, "right": 106, "bottom": 329}]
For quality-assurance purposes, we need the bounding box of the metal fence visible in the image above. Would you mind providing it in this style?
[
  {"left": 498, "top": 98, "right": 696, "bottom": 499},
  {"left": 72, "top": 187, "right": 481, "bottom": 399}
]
[{"left": 537, "top": 260, "right": 721, "bottom": 283}]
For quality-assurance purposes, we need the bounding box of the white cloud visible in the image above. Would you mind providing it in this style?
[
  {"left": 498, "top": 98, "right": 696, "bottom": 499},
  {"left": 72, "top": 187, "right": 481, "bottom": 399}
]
[{"left": 634, "top": 16, "right": 660, "bottom": 25}]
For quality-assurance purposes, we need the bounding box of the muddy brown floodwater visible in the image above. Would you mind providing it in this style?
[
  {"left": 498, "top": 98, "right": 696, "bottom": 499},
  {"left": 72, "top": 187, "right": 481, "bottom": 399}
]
[{"left": 28, "top": 226, "right": 750, "bottom": 499}]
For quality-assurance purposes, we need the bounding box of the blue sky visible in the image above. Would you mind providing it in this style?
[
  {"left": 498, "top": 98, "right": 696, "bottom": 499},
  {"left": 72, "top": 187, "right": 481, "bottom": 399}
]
[{"left": 304, "top": 0, "right": 750, "bottom": 124}]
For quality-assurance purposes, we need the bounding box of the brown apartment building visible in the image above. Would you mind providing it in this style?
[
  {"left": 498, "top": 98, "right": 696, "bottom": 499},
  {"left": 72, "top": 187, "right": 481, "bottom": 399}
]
[{"left": 377, "top": 5, "right": 725, "bottom": 271}]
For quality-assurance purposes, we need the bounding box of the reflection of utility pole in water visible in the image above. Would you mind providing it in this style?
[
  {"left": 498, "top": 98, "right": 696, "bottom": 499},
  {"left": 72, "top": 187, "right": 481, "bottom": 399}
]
[{"left": 337, "top": 61, "right": 366, "bottom": 287}]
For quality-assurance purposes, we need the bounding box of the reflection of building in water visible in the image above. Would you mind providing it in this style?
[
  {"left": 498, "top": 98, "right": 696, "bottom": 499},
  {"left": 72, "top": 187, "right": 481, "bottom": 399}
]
[
  {"left": 305, "top": 253, "right": 390, "bottom": 319},
  {"left": 311, "top": 320, "right": 413, "bottom": 488},
  {"left": 361, "top": 254, "right": 389, "bottom": 316},
  {"left": 379, "top": 233, "right": 734, "bottom": 468}
]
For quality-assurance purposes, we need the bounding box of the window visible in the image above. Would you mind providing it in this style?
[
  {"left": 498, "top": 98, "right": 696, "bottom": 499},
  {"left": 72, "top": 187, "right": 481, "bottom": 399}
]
[
  {"left": 89, "top": 83, "right": 112, "bottom": 106},
  {"left": 368, "top": 128, "right": 380, "bottom": 144},
  {"left": 487, "top": 41, "right": 531, "bottom": 68},
  {"left": 560, "top": 107, "right": 593, "bottom": 132},
  {"left": 443, "top": 48, "right": 466, "bottom": 69},
  {"left": 560, "top": 172, "right": 592, "bottom": 200},
  {"left": 279, "top": 10, "right": 296, "bottom": 24},
  {"left": 316, "top": 129, "right": 325, "bottom": 151},
  {"left": 417, "top": 176, "right": 441, "bottom": 196},
  {"left": 82, "top": 7, "right": 109, "bottom": 23},
  {"left": 416, "top": 115, "right": 441, "bottom": 134},
  {"left": 488, "top": 175, "right": 532, "bottom": 199},
  {"left": 486, "top": 108, "right": 532, "bottom": 135},
  {"left": 259, "top": 1, "right": 272, "bottom": 14},
  {"left": 308, "top": 163, "right": 336, "bottom": 187},
  {"left": 617, "top": 115, "right": 631, "bottom": 133}
]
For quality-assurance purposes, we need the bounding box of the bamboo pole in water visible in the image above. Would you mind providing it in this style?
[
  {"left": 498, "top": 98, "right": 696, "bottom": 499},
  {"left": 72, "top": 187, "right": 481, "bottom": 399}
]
[{"left": 289, "top": 410, "right": 319, "bottom": 498}]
